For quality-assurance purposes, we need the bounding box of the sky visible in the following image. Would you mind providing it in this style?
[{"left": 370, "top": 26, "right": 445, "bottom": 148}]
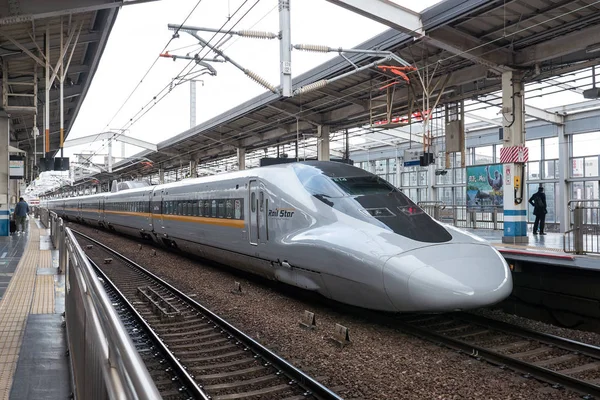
[{"left": 65, "top": 0, "right": 445, "bottom": 166}]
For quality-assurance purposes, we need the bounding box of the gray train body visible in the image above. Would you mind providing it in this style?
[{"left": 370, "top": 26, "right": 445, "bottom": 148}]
[{"left": 45, "top": 161, "right": 512, "bottom": 312}]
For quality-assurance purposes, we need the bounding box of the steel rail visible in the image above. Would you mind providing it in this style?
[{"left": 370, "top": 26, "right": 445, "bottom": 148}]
[
  {"left": 393, "top": 315, "right": 600, "bottom": 399},
  {"left": 84, "top": 249, "right": 209, "bottom": 399},
  {"left": 455, "top": 312, "right": 600, "bottom": 359},
  {"left": 72, "top": 230, "right": 343, "bottom": 400}
]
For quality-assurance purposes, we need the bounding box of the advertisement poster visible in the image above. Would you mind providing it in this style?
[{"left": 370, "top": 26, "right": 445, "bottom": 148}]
[{"left": 466, "top": 164, "right": 504, "bottom": 211}]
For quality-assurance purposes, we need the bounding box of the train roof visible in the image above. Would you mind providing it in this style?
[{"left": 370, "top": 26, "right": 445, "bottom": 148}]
[{"left": 48, "top": 161, "right": 375, "bottom": 200}]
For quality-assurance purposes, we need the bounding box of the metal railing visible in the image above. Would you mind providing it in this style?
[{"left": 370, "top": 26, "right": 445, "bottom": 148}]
[
  {"left": 419, "top": 203, "right": 505, "bottom": 230},
  {"left": 417, "top": 201, "right": 446, "bottom": 220},
  {"left": 49, "top": 212, "right": 161, "bottom": 399},
  {"left": 564, "top": 199, "right": 600, "bottom": 255}
]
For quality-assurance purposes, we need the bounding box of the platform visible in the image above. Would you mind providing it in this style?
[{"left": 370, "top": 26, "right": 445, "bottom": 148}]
[
  {"left": 463, "top": 228, "right": 599, "bottom": 269},
  {"left": 0, "top": 218, "right": 68, "bottom": 400}
]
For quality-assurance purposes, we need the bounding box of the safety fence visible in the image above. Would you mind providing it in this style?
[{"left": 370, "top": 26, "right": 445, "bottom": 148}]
[
  {"left": 417, "top": 202, "right": 505, "bottom": 230},
  {"left": 564, "top": 199, "right": 600, "bottom": 255},
  {"left": 47, "top": 212, "right": 161, "bottom": 399}
]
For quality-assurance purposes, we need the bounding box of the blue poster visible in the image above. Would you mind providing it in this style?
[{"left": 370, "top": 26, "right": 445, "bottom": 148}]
[{"left": 466, "top": 164, "right": 504, "bottom": 211}]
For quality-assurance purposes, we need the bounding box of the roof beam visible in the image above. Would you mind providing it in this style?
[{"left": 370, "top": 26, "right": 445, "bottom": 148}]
[
  {"left": 316, "top": 87, "right": 369, "bottom": 109},
  {"left": 544, "top": 79, "right": 584, "bottom": 95},
  {"left": 425, "top": 26, "right": 513, "bottom": 73},
  {"left": 524, "top": 104, "right": 564, "bottom": 125},
  {"left": 377, "top": 126, "right": 424, "bottom": 144},
  {"left": 324, "top": 0, "right": 423, "bottom": 35},
  {"left": 515, "top": 24, "right": 600, "bottom": 65},
  {"left": 64, "top": 132, "right": 158, "bottom": 150},
  {"left": 267, "top": 103, "right": 322, "bottom": 125},
  {"left": 465, "top": 113, "right": 503, "bottom": 127}
]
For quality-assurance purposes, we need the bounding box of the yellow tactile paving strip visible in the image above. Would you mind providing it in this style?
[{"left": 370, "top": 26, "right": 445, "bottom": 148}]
[
  {"left": 31, "top": 275, "right": 55, "bottom": 315},
  {"left": 0, "top": 221, "right": 53, "bottom": 399}
]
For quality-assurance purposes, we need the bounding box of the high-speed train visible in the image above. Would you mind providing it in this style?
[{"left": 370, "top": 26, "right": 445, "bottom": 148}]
[{"left": 45, "top": 161, "right": 512, "bottom": 312}]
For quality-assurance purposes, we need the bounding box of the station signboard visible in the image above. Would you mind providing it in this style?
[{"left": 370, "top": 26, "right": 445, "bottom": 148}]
[{"left": 9, "top": 155, "right": 24, "bottom": 179}]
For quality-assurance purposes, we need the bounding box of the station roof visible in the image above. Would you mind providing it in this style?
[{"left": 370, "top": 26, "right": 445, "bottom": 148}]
[
  {"left": 3, "top": 1, "right": 129, "bottom": 158},
  {"left": 73, "top": 0, "right": 600, "bottom": 183}
]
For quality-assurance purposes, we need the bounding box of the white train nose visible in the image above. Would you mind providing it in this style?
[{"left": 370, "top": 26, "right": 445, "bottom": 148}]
[{"left": 383, "top": 244, "right": 513, "bottom": 312}]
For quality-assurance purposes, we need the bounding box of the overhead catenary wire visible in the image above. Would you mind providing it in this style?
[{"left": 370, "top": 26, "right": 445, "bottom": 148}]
[
  {"left": 79, "top": 0, "right": 260, "bottom": 167},
  {"left": 102, "top": 0, "right": 204, "bottom": 132}
]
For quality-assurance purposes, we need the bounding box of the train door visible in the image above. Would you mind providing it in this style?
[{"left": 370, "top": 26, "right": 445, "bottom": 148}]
[
  {"left": 258, "top": 183, "right": 268, "bottom": 244},
  {"left": 249, "top": 180, "right": 259, "bottom": 245},
  {"left": 146, "top": 191, "right": 153, "bottom": 230},
  {"left": 98, "top": 198, "right": 104, "bottom": 223},
  {"left": 249, "top": 180, "right": 268, "bottom": 245}
]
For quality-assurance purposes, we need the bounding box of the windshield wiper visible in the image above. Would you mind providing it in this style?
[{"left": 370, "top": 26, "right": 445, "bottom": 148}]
[{"left": 313, "top": 193, "right": 334, "bottom": 207}]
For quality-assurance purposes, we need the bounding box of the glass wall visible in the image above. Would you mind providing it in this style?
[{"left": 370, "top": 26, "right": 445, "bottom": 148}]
[
  {"left": 571, "top": 132, "right": 600, "bottom": 201},
  {"left": 352, "top": 130, "right": 598, "bottom": 231}
]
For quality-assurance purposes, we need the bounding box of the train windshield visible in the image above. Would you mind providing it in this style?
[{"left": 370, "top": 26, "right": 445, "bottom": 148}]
[
  {"left": 330, "top": 176, "right": 398, "bottom": 196},
  {"left": 292, "top": 163, "right": 451, "bottom": 243}
]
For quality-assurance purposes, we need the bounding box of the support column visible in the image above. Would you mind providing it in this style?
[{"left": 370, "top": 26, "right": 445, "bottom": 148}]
[
  {"left": 501, "top": 71, "right": 528, "bottom": 244},
  {"left": 44, "top": 28, "right": 50, "bottom": 158},
  {"left": 189, "top": 159, "right": 198, "bottom": 178},
  {"left": 237, "top": 147, "right": 246, "bottom": 170},
  {"left": 159, "top": 168, "right": 164, "bottom": 184},
  {"left": 0, "top": 111, "right": 9, "bottom": 236},
  {"left": 317, "top": 125, "right": 330, "bottom": 161},
  {"left": 428, "top": 163, "right": 436, "bottom": 202},
  {"left": 279, "top": 0, "right": 292, "bottom": 97},
  {"left": 558, "top": 125, "right": 570, "bottom": 233}
]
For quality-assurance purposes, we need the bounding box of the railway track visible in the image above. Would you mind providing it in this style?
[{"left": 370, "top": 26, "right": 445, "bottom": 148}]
[
  {"left": 73, "top": 230, "right": 342, "bottom": 400},
  {"left": 395, "top": 312, "right": 600, "bottom": 399},
  {"left": 101, "top": 277, "right": 199, "bottom": 399}
]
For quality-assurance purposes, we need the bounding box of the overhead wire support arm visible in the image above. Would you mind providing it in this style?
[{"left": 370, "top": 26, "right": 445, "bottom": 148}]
[
  {"left": 167, "top": 23, "right": 278, "bottom": 40},
  {"left": 294, "top": 44, "right": 411, "bottom": 66},
  {"left": 292, "top": 44, "right": 413, "bottom": 96},
  {"left": 166, "top": 24, "right": 279, "bottom": 93}
]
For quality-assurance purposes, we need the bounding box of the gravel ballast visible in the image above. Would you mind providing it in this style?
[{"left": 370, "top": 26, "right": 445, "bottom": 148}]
[{"left": 69, "top": 222, "right": 585, "bottom": 399}]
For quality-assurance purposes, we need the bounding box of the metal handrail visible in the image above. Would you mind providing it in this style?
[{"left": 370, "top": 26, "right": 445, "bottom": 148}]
[
  {"left": 417, "top": 200, "right": 447, "bottom": 210},
  {"left": 564, "top": 199, "right": 600, "bottom": 255},
  {"left": 568, "top": 199, "right": 599, "bottom": 210},
  {"left": 58, "top": 213, "right": 161, "bottom": 399}
]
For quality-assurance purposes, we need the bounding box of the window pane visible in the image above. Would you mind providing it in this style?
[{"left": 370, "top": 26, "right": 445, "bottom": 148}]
[
  {"left": 528, "top": 161, "right": 540, "bottom": 180},
  {"left": 526, "top": 139, "right": 541, "bottom": 161},
  {"left": 418, "top": 171, "right": 427, "bottom": 186},
  {"left": 544, "top": 137, "right": 559, "bottom": 159},
  {"left": 543, "top": 160, "right": 556, "bottom": 179},
  {"left": 572, "top": 158, "right": 584, "bottom": 178},
  {"left": 573, "top": 132, "right": 600, "bottom": 157},
  {"left": 585, "top": 156, "right": 599, "bottom": 177},
  {"left": 474, "top": 146, "right": 493, "bottom": 165}
]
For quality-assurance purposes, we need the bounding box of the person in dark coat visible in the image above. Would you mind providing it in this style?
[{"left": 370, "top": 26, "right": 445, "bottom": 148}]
[
  {"left": 528, "top": 186, "right": 547, "bottom": 235},
  {"left": 14, "top": 197, "right": 30, "bottom": 235}
]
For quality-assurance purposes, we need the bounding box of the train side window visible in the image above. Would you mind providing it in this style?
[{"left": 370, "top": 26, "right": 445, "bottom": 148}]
[
  {"left": 217, "top": 200, "right": 225, "bottom": 218},
  {"left": 197, "top": 201, "right": 203, "bottom": 216},
  {"left": 251, "top": 192, "right": 256, "bottom": 212},
  {"left": 211, "top": 200, "right": 217, "bottom": 217},
  {"left": 259, "top": 192, "right": 264, "bottom": 212},
  {"left": 226, "top": 200, "right": 233, "bottom": 218},
  {"left": 204, "top": 201, "right": 210, "bottom": 216}
]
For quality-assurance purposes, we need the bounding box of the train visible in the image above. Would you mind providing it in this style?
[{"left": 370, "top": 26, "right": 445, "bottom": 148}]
[{"left": 44, "top": 161, "right": 513, "bottom": 312}]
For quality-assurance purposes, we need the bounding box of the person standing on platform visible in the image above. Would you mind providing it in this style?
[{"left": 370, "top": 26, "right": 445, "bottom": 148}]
[
  {"left": 14, "top": 197, "right": 29, "bottom": 235},
  {"left": 528, "top": 186, "right": 547, "bottom": 235}
]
